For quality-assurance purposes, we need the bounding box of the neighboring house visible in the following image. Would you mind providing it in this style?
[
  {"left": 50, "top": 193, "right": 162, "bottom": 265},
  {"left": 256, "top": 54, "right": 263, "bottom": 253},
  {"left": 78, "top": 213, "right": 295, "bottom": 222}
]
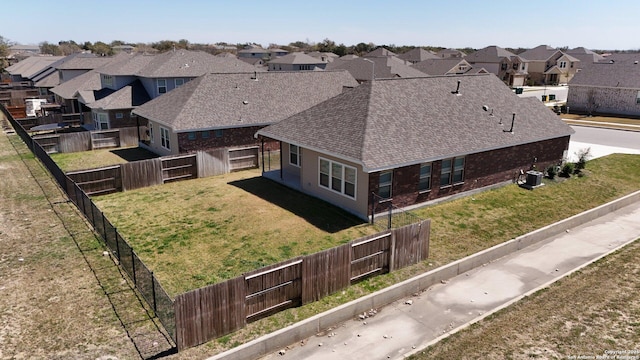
[
  {"left": 565, "top": 47, "right": 605, "bottom": 70},
  {"left": 50, "top": 69, "right": 103, "bottom": 113},
  {"left": 567, "top": 54, "right": 640, "bottom": 116},
  {"left": 326, "top": 56, "right": 427, "bottom": 82},
  {"left": 519, "top": 45, "right": 580, "bottom": 85},
  {"left": 88, "top": 79, "right": 150, "bottom": 130},
  {"left": 112, "top": 45, "right": 136, "bottom": 54},
  {"left": 267, "top": 52, "right": 328, "bottom": 71},
  {"left": 238, "top": 57, "right": 266, "bottom": 67},
  {"left": 256, "top": 74, "right": 573, "bottom": 220},
  {"left": 306, "top": 52, "right": 339, "bottom": 63},
  {"left": 237, "top": 45, "right": 288, "bottom": 60},
  {"left": 397, "top": 48, "right": 438, "bottom": 64},
  {"left": 8, "top": 44, "right": 41, "bottom": 58},
  {"left": 35, "top": 53, "right": 113, "bottom": 99},
  {"left": 4, "top": 55, "right": 64, "bottom": 84},
  {"left": 364, "top": 47, "right": 397, "bottom": 57},
  {"left": 411, "top": 58, "right": 474, "bottom": 75},
  {"left": 436, "top": 48, "right": 466, "bottom": 58},
  {"left": 465, "top": 46, "right": 527, "bottom": 87},
  {"left": 132, "top": 71, "right": 359, "bottom": 156}
]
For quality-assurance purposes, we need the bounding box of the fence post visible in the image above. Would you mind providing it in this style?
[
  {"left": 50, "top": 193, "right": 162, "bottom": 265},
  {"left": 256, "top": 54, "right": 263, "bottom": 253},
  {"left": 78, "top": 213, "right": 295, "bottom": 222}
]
[
  {"left": 131, "top": 250, "right": 137, "bottom": 285},
  {"left": 88, "top": 196, "right": 95, "bottom": 226},
  {"left": 101, "top": 212, "right": 107, "bottom": 243},
  {"left": 151, "top": 271, "right": 157, "bottom": 313},
  {"left": 387, "top": 203, "right": 392, "bottom": 230},
  {"left": 115, "top": 227, "right": 120, "bottom": 261},
  {"left": 389, "top": 229, "right": 396, "bottom": 271}
]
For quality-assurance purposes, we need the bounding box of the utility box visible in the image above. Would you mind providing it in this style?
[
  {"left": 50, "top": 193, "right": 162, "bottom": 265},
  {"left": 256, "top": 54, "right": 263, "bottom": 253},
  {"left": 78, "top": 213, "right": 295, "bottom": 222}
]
[
  {"left": 515, "top": 87, "right": 523, "bottom": 94},
  {"left": 526, "top": 170, "right": 543, "bottom": 187}
]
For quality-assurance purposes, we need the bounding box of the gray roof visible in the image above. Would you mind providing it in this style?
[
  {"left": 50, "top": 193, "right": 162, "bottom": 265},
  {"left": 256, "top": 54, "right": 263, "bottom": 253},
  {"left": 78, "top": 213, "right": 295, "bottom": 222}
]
[
  {"left": 50, "top": 69, "right": 102, "bottom": 99},
  {"left": 132, "top": 70, "right": 359, "bottom": 132},
  {"left": 411, "top": 58, "right": 472, "bottom": 75},
  {"left": 569, "top": 58, "right": 640, "bottom": 88},
  {"left": 465, "top": 46, "right": 516, "bottom": 64},
  {"left": 326, "top": 56, "right": 428, "bottom": 81},
  {"left": 566, "top": 47, "right": 605, "bottom": 64},
  {"left": 435, "top": 48, "right": 466, "bottom": 58},
  {"left": 519, "top": 45, "right": 562, "bottom": 61},
  {"left": 365, "top": 47, "right": 397, "bottom": 57},
  {"left": 397, "top": 48, "right": 439, "bottom": 63},
  {"left": 268, "top": 52, "right": 327, "bottom": 65},
  {"left": 257, "top": 74, "right": 574, "bottom": 172},
  {"left": 55, "top": 54, "right": 114, "bottom": 70},
  {"left": 88, "top": 79, "right": 150, "bottom": 110},
  {"left": 5, "top": 56, "right": 64, "bottom": 79},
  {"left": 33, "top": 71, "right": 60, "bottom": 88},
  {"left": 135, "top": 50, "right": 257, "bottom": 77},
  {"left": 98, "top": 52, "right": 157, "bottom": 76}
]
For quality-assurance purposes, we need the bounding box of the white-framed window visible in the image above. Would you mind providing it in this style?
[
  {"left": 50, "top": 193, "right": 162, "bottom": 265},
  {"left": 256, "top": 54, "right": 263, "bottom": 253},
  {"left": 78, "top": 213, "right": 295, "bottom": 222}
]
[
  {"left": 175, "top": 78, "right": 184, "bottom": 87},
  {"left": 115, "top": 112, "right": 123, "bottom": 119},
  {"left": 289, "top": 144, "right": 301, "bottom": 167},
  {"left": 440, "top": 156, "right": 465, "bottom": 186},
  {"left": 559, "top": 61, "right": 567, "bottom": 68},
  {"left": 157, "top": 79, "right": 167, "bottom": 94},
  {"left": 95, "top": 113, "right": 109, "bottom": 130},
  {"left": 379, "top": 170, "right": 392, "bottom": 199},
  {"left": 102, "top": 74, "right": 113, "bottom": 87},
  {"left": 160, "top": 126, "right": 170, "bottom": 150},
  {"left": 319, "top": 158, "right": 356, "bottom": 199},
  {"left": 419, "top": 163, "right": 432, "bottom": 191}
]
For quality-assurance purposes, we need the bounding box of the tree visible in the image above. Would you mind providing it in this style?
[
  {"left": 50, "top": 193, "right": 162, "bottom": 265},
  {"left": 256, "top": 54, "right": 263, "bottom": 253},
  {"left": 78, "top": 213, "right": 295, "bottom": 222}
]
[
  {"left": 91, "top": 41, "right": 112, "bottom": 56},
  {"left": 585, "top": 88, "right": 599, "bottom": 116},
  {"left": 40, "top": 41, "right": 61, "bottom": 55},
  {"left": 0, "top": 35, "right": 11, "bottom": 58},
  {"left": 58, "top": 40, "right": 81, "bottom": 55}
]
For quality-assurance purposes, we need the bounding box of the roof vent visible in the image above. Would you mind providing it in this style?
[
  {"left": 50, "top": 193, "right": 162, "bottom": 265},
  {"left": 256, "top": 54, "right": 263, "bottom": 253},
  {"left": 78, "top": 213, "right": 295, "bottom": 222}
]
[
  {"left": 242, "top": 100, "right": 248, "bottom": 105},
  {"left": 635, "top": 61, "right": 639, "bottom": 64},
  {"left": 503, "top": 113, "right": 515, "bottom": 133},
  {"left": 251, "top": 71, "right": 258, "bottom": 80},
  {"left": 451, "top": 80, "right": 461, "bottom": 95}
]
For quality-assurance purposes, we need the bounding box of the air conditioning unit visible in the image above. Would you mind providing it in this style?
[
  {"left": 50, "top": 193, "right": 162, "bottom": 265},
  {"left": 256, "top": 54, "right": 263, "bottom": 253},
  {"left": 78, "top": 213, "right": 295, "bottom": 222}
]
[{"left": 525, "top": 170, "right": 543, "bottom": 187}]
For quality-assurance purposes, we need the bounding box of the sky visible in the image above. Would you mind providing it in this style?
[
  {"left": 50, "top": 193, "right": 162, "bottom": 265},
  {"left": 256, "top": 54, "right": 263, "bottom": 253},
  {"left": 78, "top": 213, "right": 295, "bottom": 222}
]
[{"left": 3, "top": 0, "right": 639, "bottom": 51}]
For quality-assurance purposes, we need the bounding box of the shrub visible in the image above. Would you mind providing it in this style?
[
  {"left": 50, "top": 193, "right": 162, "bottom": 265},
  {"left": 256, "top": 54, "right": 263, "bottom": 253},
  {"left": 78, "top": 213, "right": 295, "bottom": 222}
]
[
  {"left": 574, "top": 148, "right": 592, "bottom": 174},
  {"left": 560, "top": 163, "right": 575, "bottom": 178},
  {"left": 546, "top": 165, "right": 557, "bottom": 179}
]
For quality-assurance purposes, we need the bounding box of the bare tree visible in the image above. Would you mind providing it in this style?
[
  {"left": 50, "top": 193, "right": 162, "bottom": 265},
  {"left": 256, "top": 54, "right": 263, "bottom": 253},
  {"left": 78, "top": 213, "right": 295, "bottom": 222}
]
[{"left": 585, "top": 88, "right": 599, "bottom": 116}]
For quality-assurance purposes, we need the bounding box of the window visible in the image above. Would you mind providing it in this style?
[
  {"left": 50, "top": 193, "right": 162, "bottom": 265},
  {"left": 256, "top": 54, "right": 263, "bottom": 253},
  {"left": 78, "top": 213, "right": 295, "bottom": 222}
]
[
  {"left": 95, "top": 113, "right": 109, "bottom": 130},
  {"left": 319, "top": 158, "right": 356, "bottom": 198},
  {"left": 379, "top": 170, "right": 392, "bottom": 199},
  {"left": 157, "top": 79, "right": 167, "bottom": 94},
  {"left": 102, "top": 74, "right": 113, "bottom": 87},
  {"left": 115, "top": 112, "right": 123, "bottom": 119},
  {"left": 419, "top": 163, "right": 432, "bottom": 191},
  {"left": 202, "top": 130, "right": 210, "bottom": 139},
  {"left": 215, "top": 129, "right": 224, "bottom": 138},
  {"left": 440, "top": 156, "right": 465, "bottom": 186},
  {"left": 160, "top": 126, "right": 170, "bottom": 150},
  {"left": 637, "top": 91, "right": 640, "bottom": 104},
  {"left": 501, "top": 63, "right": 508, "bottom": 71},
  {"left": 289, "top": 144, "right": 300, "bottom": 166},
  {"left": 513, "top": 63, "right": 518, "bottom": 70},
  {"left": 187, "top": 132, "right": 196, "bottom": 140},
  {"left": 175, "top": 79, "right": 184, "bottom": 87},
  {"left": 559, "top": 61, "right": 567, "bottom": 68}
]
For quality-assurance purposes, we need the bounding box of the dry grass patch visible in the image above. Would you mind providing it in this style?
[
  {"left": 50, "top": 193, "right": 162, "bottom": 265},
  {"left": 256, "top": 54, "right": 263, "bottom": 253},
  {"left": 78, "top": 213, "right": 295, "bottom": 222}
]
[{"left": 95, "top": 169, "right": 375, "bottom": 296}]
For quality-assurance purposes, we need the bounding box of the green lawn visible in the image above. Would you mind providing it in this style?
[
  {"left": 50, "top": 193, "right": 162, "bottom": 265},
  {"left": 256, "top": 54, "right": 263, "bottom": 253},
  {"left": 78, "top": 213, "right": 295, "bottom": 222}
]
[
  {"left": 50, "top": 146, "right": 158, "bottom": 172},
  {"left": 94, "top": 168, "right": 375, "bottom": 296}
]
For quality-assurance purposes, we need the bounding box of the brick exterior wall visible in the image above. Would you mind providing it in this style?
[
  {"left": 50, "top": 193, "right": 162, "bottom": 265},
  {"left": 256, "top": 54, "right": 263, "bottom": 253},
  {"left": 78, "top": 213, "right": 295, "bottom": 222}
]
[
  {"left": 177, "top": 125, "right": 279, "bottom": 153},
  {"left": 107, "top": 110, "right": 145, "bottom": 129},
  {"left": 567, "top": 86, "right": 640, "bottom": 116},
  {"left": 369, "top": 136, "right": 570, "bottom": 214}
]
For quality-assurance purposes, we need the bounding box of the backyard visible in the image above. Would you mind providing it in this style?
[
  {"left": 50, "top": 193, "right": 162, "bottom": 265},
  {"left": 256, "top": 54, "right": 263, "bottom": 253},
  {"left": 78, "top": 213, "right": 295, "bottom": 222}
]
[{"left": 49, "top": 146, "right": 158, "bottom": 172}]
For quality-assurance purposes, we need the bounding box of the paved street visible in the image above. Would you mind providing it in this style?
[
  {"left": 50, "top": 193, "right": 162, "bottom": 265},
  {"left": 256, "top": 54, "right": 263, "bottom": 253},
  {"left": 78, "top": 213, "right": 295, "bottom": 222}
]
[{"left": 567, "top": 125, "right": 640, "bottom": 161}]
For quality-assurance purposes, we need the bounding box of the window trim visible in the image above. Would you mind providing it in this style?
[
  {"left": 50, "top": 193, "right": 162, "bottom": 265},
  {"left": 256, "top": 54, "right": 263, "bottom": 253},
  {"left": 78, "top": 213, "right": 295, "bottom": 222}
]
[
  {"left": 419, "top": 162, "right": 432, "bottom": 192},
  {"left": 160, "top": 126, "right": 171, "bottom": 150},
  {"left": 318, "top": 157, "right": 357, "bottom": 199},
  {"left": 175, "top": 78, "right": 184, "bottom": 87},
  {"left": 157, "top": 79, "right": 167, "bottom": 94},
  {"left": 559, "top": 61, "right": 567, "bottom": 69},
  {"left": 378, "top": 170, "right": 393, "bottom": 199},
  {"left": 289, "top": 144, "right": 301, "bottom": 167},
  {"left": 95, "top": 112, "right": 109, "bottom": 130},
  {"left": 440, "top": 156, "right": 465, "bottom": 187},
  {"left": 115, "top": 112, "right": 123, "bottom": 119}
]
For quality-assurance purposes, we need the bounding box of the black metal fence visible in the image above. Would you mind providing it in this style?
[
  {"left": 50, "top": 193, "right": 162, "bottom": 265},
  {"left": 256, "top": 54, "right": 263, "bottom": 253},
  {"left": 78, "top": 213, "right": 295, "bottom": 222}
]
[
  {"left": 370, "top": 192, "right": 424, "bottom": 231},
  {"left": 2, "top": 105, "right": 176, "bottom": 342}
]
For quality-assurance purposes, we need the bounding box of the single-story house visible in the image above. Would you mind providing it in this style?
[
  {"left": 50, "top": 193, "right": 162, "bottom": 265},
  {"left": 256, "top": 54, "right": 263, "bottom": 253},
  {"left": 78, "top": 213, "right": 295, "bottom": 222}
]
[
  {"left": 256, "top": 74, "right": 574, "bottom": 220},
  {"left": 132, "top": 70, "right": 358, "bottom": 156}
]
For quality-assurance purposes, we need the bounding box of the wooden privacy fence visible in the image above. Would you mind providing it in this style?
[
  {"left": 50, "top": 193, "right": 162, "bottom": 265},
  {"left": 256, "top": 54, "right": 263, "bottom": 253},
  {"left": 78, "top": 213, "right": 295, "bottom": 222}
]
[
  {"left": 71, "top": 147, "right": 259, "bottom": 195},
  {"left": 173, "top": 220, "right": 430, "bottom": 350},
  {"left": 32, "top": 127, "right": 141, "bottom": 153}
]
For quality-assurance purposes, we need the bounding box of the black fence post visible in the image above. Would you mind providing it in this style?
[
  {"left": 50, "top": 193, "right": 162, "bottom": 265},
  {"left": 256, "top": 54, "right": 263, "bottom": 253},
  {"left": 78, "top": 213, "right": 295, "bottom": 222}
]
[
  {"left": 151, "top": 271, "right": 157, "bottom": 313},
  {"left": 387, "top": 202, "right": 392, "bottom": 230},
  {"left": 101, "top": 212, "right": 107, "bottom": 243},
  {"left": 115, "top": 228, "right": 120, "bottom": 261},
  {"left": 131, "top": 251, "right": 137, "bottom": 285}
]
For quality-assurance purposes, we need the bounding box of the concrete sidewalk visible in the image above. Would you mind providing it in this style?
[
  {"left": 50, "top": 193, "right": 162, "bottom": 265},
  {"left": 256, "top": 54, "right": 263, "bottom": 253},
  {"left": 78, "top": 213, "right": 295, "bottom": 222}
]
[{"left": 257, "top": 201, "right": 640, "bottom": 360}]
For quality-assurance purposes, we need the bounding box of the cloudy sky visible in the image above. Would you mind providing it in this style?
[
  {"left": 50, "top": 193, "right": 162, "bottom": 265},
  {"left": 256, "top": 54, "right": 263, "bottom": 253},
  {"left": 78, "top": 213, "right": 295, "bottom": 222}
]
[{"left": 4, "top": 0, "right": 638, "bottom": 50}]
